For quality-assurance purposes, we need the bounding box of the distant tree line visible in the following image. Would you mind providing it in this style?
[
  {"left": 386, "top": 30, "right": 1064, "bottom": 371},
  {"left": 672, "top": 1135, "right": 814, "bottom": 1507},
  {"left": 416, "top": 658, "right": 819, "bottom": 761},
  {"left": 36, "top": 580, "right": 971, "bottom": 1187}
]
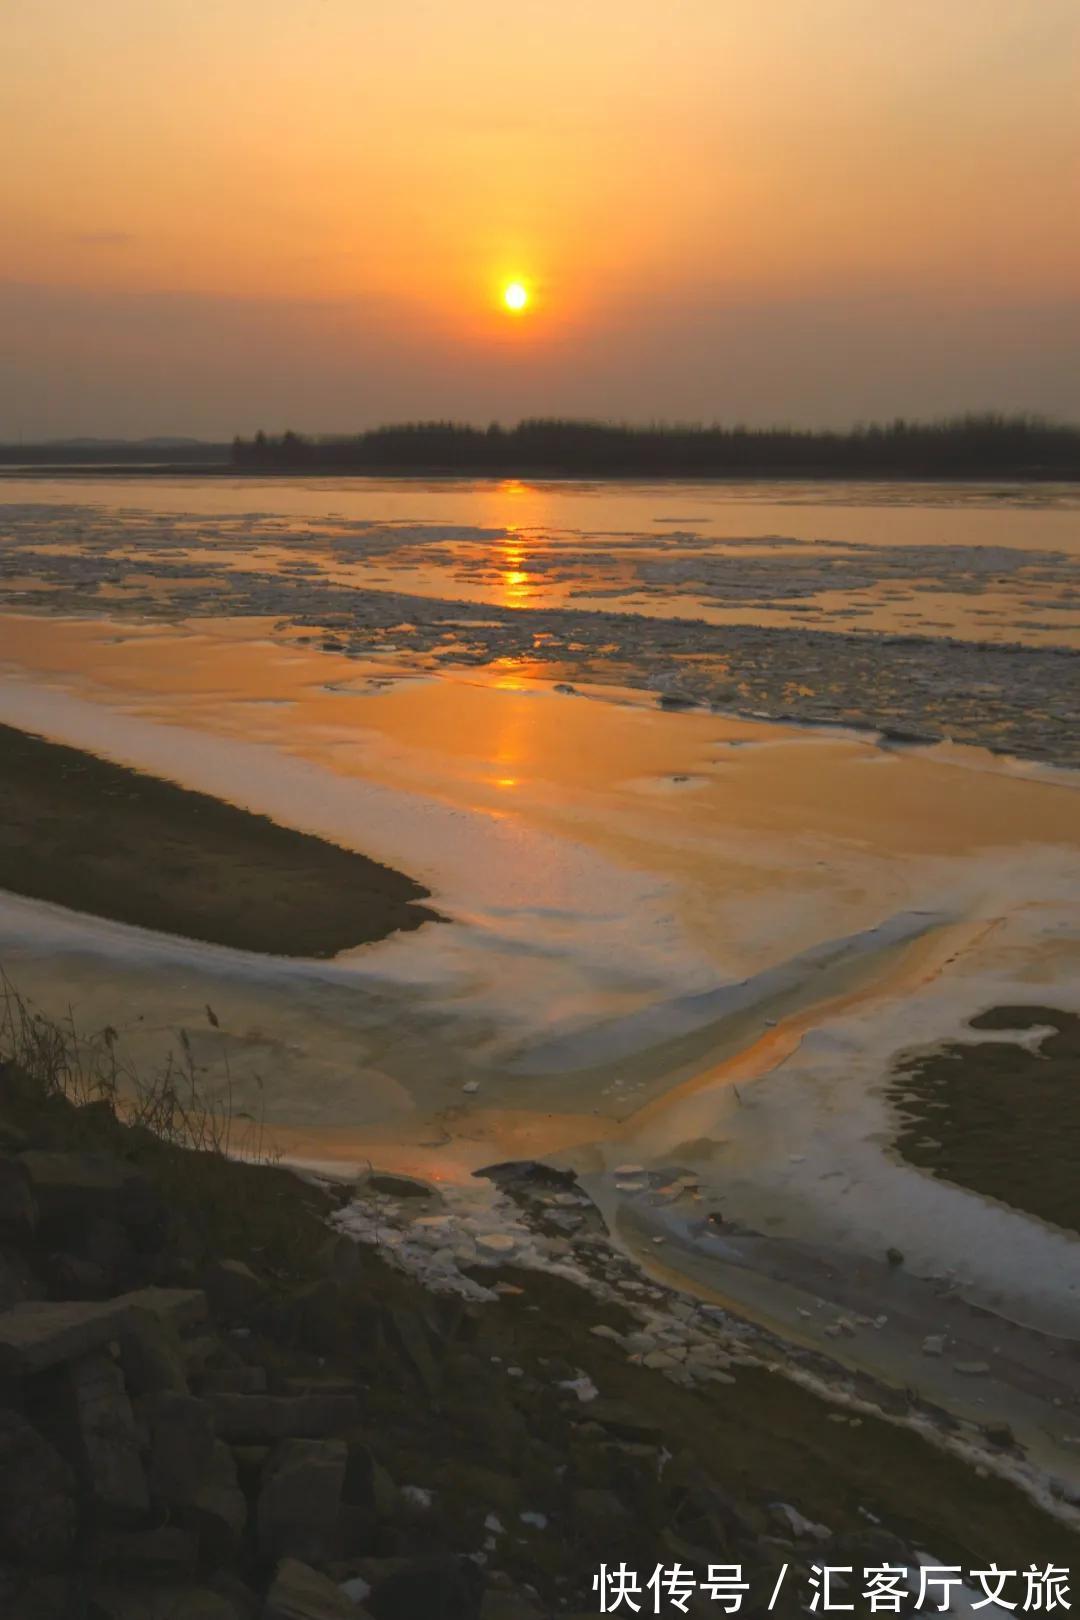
[{"left": 231, "top": 414, "right": 1080, "bottom": 478}]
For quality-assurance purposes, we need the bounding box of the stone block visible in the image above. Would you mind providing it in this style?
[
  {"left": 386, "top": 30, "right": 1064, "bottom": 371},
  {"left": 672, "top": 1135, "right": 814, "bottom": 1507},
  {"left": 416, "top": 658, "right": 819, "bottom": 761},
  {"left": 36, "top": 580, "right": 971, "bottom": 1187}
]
[
  {"left": 68, "top": 1349, "right": 149, "bottom": 1523},
  {"left": 257, "top": 1439, "right": 347, "bottom": 1565}
]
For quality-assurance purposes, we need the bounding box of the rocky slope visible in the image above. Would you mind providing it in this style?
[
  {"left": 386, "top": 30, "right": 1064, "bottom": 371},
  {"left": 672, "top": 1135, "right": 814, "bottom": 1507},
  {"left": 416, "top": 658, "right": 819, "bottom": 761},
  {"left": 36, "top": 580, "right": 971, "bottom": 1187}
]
[{"left": 1, "top": 1049, "right": 1076, "bottom": 1620}]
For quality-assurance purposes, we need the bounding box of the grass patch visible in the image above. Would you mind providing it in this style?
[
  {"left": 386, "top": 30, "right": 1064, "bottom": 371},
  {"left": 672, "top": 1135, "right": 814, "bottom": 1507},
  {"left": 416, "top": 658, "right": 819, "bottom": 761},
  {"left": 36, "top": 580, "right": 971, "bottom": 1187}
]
[
  {"left": 0, "top": 974, "right": 334, "bottom": 1279},
  {"left": 889, "top": 1005, "right": 1080, "bottom": 1236},
  {"left": 0, "top": 719, "right": 439, "bottom": 956}
]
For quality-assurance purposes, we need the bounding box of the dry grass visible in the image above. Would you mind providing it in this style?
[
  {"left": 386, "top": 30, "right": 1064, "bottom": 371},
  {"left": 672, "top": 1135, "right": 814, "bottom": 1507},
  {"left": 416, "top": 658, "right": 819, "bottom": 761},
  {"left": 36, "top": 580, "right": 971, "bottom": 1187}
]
[
  {"left": 0, "top": 969, "right": 341, "bottom": 1280},
  {"left": 0, "top": 969, "right": 272, "bottom": 1164}
]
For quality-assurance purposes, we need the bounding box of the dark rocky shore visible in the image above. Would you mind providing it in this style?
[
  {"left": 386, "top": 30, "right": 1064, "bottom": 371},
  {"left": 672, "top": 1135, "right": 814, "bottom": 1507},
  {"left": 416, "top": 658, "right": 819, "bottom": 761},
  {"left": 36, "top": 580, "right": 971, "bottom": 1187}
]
[{"left": 2, "top": 1041, "right": 1078, "bottom": 1619}]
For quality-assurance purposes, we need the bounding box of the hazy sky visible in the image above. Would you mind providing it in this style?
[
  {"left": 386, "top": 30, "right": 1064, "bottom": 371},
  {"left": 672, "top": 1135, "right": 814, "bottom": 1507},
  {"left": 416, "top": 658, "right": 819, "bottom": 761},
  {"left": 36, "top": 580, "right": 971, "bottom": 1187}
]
[{"left": 3, "top": 0, "right": 1079, "bottom": 437}]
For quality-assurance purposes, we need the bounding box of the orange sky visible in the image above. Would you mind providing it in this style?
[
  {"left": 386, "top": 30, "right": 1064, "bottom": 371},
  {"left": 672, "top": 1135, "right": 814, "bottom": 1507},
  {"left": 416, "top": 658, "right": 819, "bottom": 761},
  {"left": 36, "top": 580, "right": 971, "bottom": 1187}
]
[{"left": 2, "top": 0, "right": 1079, "bottom": 436}]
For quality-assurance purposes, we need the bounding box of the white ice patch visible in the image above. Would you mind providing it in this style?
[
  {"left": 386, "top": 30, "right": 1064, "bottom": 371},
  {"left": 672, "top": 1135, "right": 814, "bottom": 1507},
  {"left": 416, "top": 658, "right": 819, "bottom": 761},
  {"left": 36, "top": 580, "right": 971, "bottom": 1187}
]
[
  {"left": 331, "top": 1180, "right": 592, "bottom": 1302},
  {"left": 339, "top": 1575, "right": 372, "bottom": 1603},
  {"left": 557, "top": 1373, "right": 599, "bottom": 1403}
]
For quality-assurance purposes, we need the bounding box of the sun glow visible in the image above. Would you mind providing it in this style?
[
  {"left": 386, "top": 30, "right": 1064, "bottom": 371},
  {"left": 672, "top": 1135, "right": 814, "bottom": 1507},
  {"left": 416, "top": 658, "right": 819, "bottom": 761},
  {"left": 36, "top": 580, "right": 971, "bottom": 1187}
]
[{"left": 503, "top": 281, "right": 529, "bottom": 312}]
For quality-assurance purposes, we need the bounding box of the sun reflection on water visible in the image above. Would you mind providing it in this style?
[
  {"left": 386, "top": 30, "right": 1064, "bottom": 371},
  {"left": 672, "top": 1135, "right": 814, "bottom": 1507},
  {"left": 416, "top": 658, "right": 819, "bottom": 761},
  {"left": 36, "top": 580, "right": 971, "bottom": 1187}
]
[
  {"left": 499, "top": 529, "right": 531, "bottom": 607},
  {"left": 493, "top": 479, "right": 540, "bottom": 610}
]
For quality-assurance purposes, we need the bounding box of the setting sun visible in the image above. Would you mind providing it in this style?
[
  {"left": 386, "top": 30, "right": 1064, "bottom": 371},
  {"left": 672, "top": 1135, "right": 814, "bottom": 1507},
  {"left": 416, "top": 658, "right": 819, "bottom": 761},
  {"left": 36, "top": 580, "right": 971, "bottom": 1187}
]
[{"left": 503, "top": 282, "right": 529, "bottom": 312}]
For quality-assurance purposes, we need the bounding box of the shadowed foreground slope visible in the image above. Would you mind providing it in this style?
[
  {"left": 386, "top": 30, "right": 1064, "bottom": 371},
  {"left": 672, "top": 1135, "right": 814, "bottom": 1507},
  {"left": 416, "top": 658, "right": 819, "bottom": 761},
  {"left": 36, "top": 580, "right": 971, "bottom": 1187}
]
[{"left": 0, "top": 991, "right": 1076, "bottom": 1618}]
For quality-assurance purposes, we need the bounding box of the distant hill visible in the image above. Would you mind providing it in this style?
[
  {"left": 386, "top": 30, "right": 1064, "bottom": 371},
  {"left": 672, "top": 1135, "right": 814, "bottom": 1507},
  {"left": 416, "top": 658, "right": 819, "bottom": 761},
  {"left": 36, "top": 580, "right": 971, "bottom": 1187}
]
[
  {"left": 48, "top": 436, "right": 207, "bottom": 449},
  {"left": 0, "top": 438, "right": 230, "bottom": 465},
  {"left": 232, "top": 414, "right": 1080, "bottom": 480}
]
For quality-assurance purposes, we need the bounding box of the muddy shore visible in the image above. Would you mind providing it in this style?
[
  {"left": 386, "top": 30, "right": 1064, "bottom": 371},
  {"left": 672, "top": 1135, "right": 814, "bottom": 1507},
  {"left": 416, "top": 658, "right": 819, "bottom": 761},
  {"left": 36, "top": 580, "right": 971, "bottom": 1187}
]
[{"left": 0, "top": 721, "right": 439, "bottom": 957}]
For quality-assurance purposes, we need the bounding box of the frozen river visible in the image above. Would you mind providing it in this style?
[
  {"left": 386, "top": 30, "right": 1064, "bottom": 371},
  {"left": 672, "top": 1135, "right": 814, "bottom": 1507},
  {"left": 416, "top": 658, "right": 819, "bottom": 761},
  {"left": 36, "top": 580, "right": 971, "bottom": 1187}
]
[{"left": 1, "top": 473, "right": 1079, "bottom": 1489}]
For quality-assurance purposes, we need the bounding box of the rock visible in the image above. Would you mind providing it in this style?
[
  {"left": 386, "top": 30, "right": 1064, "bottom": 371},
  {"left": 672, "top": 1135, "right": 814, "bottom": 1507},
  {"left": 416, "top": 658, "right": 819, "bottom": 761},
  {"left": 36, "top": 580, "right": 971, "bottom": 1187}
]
[
  {"left": 277, "top": 1279, "right": 352, "bottom": 1355},
  {"left": 90, "top": 1582, "right": 240, "bottom": 1619},
  {"left": 186, "top": 1440, "right": 249, "bottom": 1560},
  {"left": 144, "top": 1392, "right": 246, "bottom": 1559},
  {"left": 475, "top": 1161, "right": 578, "bottom": 1193},
  {"left": 0, "top": 1297, "right": 134, "bottom": 1375},
  {"left": 203, "top": 1366, "right": 269, "bottom": 1395},
  {"left": 92, "top": 1525, "right": 199, "bottom": 1580},
  {"left": 231, "top": 1443, "right": 272, "bottom": 1476},
  {"left": 886, "top": 1247, "right": 904, "bottom": 1268},
  {"left": 769, "top": 1502, "right": 831, "bottom": 1542},
  {"left": 921, "top": 1335, "right": 945, "bottom": 1356},
  {"left": 0, "top": 1408, "right": 78, "bottom": 1566},
  {"left": 984, "top": 1420, "right": 1016, "bottom": 1448},
  {"left": 0, "top": 1244, "right": 41, "bottom": 1310},
  {"left": 208, "top": 1392, "right": 359, "bottom": 1443},
  {"left": 47, "top": 1251, "right": 109, "bottom": 1299},
  {"left": 667, "top": 1465, "right": 759, "bottom": 1547},
  {"left": 0, "top": 1114, "right": 28, "bottom": 1152},
  {"left": 208, "top": 1571, "right": 260, "bottom": 1620},
  {"left": 623, "top": 1331, "right": 658, "bottom": 1354},
  {"left": 264, "top": 1557, "right": 362, "bottom": 1620},
  {"left": 366, "top": 1174, "right": 432, "bottom": 1200},
  {"left": 119, "top": 1286, "right": 208, "bottom": 1333},
  {"left": 368, "top": 1558, "right": 486, "bottom": 1620},
  {"left": 18, "top": 1151, "right": 155, "bottom": 1224},
  {"left": 383, "top": 1309, "right": 442, "bottom": 1400},
  {"left": 685, "top": 1344, "right": 733, "bottom": 1370},
  {"left": 347, "top": 1560, "right": 409, "bottom": 1587},
  {"left": 282, "top": 1376, "right": 357, "bottom": 1400},
  {"left": 80, "top": 1214, "right": 136, "bottom": 1285},
  {"left": 586, "top": 1400, "right": 665, "bottom": 1443},
  {"left": 0, "top": 1152, "right": 36, "bottom": 1235},
  {"left": 572, "top": 1488, "right": 628, "bottom": 1534},
  {"left": 258, "top": 1440, "right": 347, "bottom": 1563},
  {"left": 342, "top": 1442, "right": 400, "bottom": 1519},
  {"left": 691, "top": 1365, "right": 736, "bottom": 1386},
  {"left": 313, "top": 1234, "right": 365, "bottom": 1285},
  {"left": 119, "top": 1306, "right": 190, "bottom": 1396},
  {"left": 182, "top": 1335, "right": 224, "bottom": 1377},
  {"left": 0, "top": 1569, "right": 71, "bottom": 1620},
  {"left": 341, "top": 1578, "right": 373, "bottom": 1607},
  {"left": 825, "top": 1529, "right": 910, "bottom": 1569},
  {"left": 589, "top": 1325, "right": 623, "bottom": 1344},
  {"left": 203, "top": 1259, "right": 266, "bottom": 1321},
  {"left": 642, "top": 1348, "right": 679, "bottom": 1370},
  {"left": 68, "top": 1350, "right": 149, "bottom": 1523},
  {"left": 479, "top": 1594, "right": 546, "bottom": 1620}
]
